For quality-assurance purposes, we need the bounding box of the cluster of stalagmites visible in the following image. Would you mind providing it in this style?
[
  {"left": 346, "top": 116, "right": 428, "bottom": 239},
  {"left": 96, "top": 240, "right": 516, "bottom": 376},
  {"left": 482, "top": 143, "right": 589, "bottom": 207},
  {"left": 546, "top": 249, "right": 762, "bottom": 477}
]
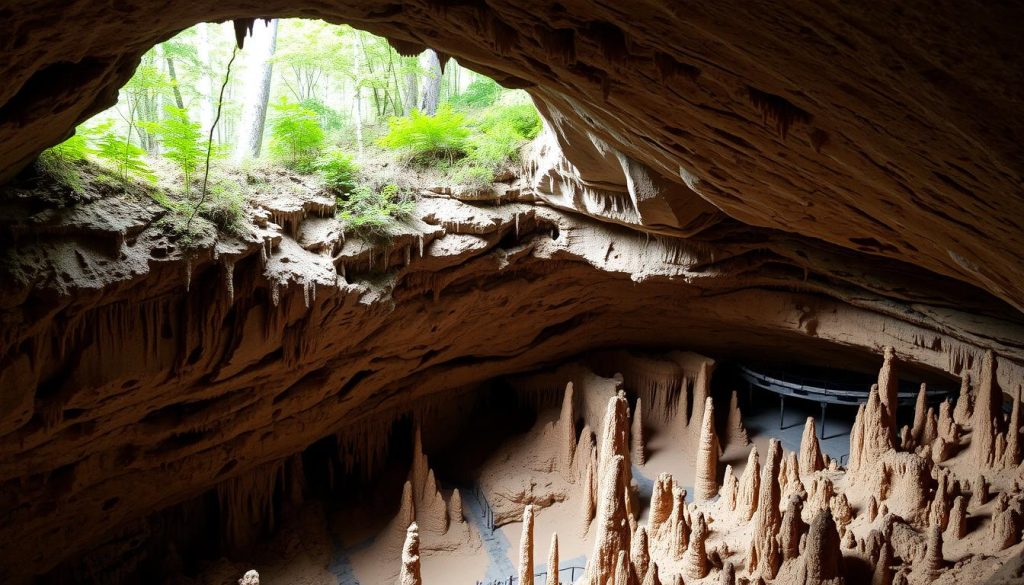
[{"left": 390, "top": 346, "right": 1024, "bottom": 584}]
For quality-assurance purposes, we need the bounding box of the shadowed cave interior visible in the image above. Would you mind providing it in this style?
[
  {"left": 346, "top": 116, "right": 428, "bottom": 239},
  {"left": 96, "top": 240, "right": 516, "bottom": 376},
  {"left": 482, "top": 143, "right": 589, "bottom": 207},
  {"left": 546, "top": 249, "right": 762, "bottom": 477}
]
[{"left": 2, "top": 4, "right": 1024, "bottom": 585}]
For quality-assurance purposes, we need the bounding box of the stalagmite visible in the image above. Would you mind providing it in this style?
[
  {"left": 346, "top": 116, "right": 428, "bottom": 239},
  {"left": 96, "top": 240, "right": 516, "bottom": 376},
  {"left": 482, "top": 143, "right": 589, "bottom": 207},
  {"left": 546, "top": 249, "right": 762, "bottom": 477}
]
[
  {"left": 947, "top": 496, "right": 967, "bottom": 540},
  {"left": 928, "top": 472, "right": 952, "bottom": 531},
  {"left": 400, "top": 523, "right": 422, "bottom": 585},
  {"left": 809, "top": 477, "right": 835, "bottom": 513},
  {"left": 690, "top": 361, "right": 712, "bottom": 444},
  {"left": 875, "top": 451, "right": 932, "bottom": 527},
  {"left": 239, "top": 570, "right": 260, "bottom": 585},
  {"left": 559, "top": 383, "right": 577, "bottom": 474},
  {"left": 848, "top": 404, "right": 865, "bottom": 473},
  {"left": 720, "top": 562, "right": 736, "bottom": 585},
  {"left": 797, "top": 509, "right": 844, "bottom": 585},
  {"left": 738, "top": 445, "right": 760, "bottom": 521},
  {"left": 973, "top": 473, "right": 989, "bottom": 506},
  {"left": 546, "top": 533, "right": 559, "bottom": 585},
  {"left": 800, "top": 417, "right": 825, "bottom": 475},
  {"left": 642, "top": 563, "right": 662, "bottom": 585},
  {"left": 695, "top": 397, "right": 720, "bottom": 500},
  {"left": 780, "top": 495, "right": 807, "bottom": 560},
  {"left": 970, "top": 350, "right": 1001, "bottom": 468},
  {"left": 613, "top": 551, "right": 630, "bottom": 585},
  {"left": 924, "top": 524, "right": 944, "bottom": 577},
  {"left": 721, "top": 465, "right": 739, "bottom": 510},
  {"left": 922, "top": 407, "right": 938, "bottom": 446},
  {"left": 520, "top": 505, "right": 535, "bottom": 585},
  {"left": 598, "top": 393, "right": 631, "bottom": 483},
  {"left": 649, "top": 473, "right": 674, "bottom": 537},
  {"left": 953, "top": 374, "right": 973, "bottom": 426},
  {"left": 830, "top": 493, "right": 853, "bottom": 531},
  {"left": 657, "top": 486, "right": 690, "bottom": 560},
  {"left": 450, "top": 488, "right": 464, "bottom": 524},
  {"left": 582, "top": 455, "right": 597, "bottom": 535},
  {"left": 912, "top": 385, "right": 929, "bottom": 448},
  {"left": 1006, "top": 385, "right": 1021, "bottom": 468},
  {"left": 683, "top": 512, "right": 710, "bottom": 579},
  {"left": 585, "top": 455, "right": 632, "bottom": 585},
  {"left": 866, "top": 496, "right": 878, "bottom": 522},
  {"left": 878, "top": 346, "right": 899, "bottom": 437},
  {"left": 748, "top": 439, "right": 783, "bottom": 579},
  {"left": 726, "top": 391, "right": 749, "bottom": 446},
  {"left": 631, "top": 526, "right": 650, "bottom": 581},
  {"left": 632, "top": 397, "right": 646, "bottom": 466},
  {"left": 861, "top": 385, "right": 895, "bottom": 471},
  {"left": 871, "top": 542, "right": 893, "bottom": 585},
  {"left": 992, "top": 504, "right": 1021, "bottom": 550}
]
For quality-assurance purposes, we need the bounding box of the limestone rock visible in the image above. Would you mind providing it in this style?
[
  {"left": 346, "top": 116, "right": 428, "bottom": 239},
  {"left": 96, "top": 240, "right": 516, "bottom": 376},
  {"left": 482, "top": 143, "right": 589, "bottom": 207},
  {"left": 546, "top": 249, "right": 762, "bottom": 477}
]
[
  {"left": 953, "top": 374, "right": 973, "bottom": 426},
  {"left": 642, "top": 562, "right": 662, "bottom": 585},
  {"left": 719, "top": 561, "right": 736, "bottom": 585},
  {"left": 969, "top": 350, "right": 1002, "bottom": 468},
  {"left": 924, "top": 524, "right": 944, "bottom": 578},
  {"left": 878, "top": 346, "right": 899, "bottom": 437},
  {"left": 559, "top": 383, "right": 577, "bottom": 475},
  {"left": 239, "top": 570, "right": 260, "bottom": 585},
  {"left": 780, "top": 495, "right": 808, "bottom": 560},
  {"left": 726, "top": 391, "right": 749, "bottom": 447},
  {"left": 585, "top": 455, "right": 632, "bottom": 584}
]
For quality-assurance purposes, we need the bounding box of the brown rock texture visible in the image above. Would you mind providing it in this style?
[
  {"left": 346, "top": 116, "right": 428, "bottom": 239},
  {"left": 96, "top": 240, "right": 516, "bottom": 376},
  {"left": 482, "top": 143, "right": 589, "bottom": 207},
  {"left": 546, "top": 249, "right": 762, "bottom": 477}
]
[
  {"left": 737, "top": 446, "right": 761, "bottom": 522},
  {"left": 519, "top": 505, "right": 535, "bottom": 585},
  {"left": 546, "top": 533, "right": 559, "bottom": 585},
  {"left": 682, "top": 511, "right": 709, "bottom": 580},
  {"left": 797, "top": 510, "right": 844, "bottom": 585},
  {"left": 585, "top": 455, "right": 632, "bottom": 585},
  {"left": 748, "top": 439, "right": 783, "bottom": 578}
]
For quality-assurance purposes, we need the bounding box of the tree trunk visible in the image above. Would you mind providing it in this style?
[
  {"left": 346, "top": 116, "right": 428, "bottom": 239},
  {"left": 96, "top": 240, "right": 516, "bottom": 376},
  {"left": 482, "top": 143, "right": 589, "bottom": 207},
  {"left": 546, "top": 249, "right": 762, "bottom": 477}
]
[
  {"left": 402, "top": 69, "right": 417, "bottom": 115},
  {"left": 419, "top": 50, "right": 442, "bottom": 115},
  {"left": 235, "top": 19, "right": 279, "bottom": 162},
  {"left": 196, "top": 23, "right": 215, "bottom": 137},
  {"left": 352, "top": 36, "right": 364, "bottom": 155}
]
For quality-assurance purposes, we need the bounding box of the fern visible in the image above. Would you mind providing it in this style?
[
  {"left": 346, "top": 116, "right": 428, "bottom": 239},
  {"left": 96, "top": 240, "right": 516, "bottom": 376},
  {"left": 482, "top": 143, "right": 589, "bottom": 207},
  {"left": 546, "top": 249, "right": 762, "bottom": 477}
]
[
  {"left": 339, "top": 183, "right": 415, "bottom": 239},
  {"left": 94, "top": 124, "right": 154, "bottom": 184},
  {"left": 269, "top": 98, "right": 325, "bottom": 171},
  {"left": 379, "top": 105, "right": 469, "bottom": 163},
  {"left": 148, "top": 105, "right": 205, "bottom": 194}
]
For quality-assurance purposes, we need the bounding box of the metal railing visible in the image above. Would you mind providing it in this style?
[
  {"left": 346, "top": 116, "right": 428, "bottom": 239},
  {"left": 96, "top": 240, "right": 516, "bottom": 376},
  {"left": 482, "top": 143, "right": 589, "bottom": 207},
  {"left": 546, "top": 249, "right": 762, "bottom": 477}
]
[
  {"left": 476, "top": 565, "right": 585, "bottom": 585},
  {"left": 471, "top": 484, "right": 495, "bottom": 534}
]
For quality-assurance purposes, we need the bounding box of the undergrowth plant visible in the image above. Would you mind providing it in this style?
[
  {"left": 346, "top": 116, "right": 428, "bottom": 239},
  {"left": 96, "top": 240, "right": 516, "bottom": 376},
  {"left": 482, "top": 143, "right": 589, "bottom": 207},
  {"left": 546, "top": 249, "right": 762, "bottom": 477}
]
[
  {"left": 94, "top": 122, "right": 155, "bottom": 184},
  {"left": 338, "top": 183, "right": 415, "bottom": 239},
  {"left": 36, "top": 134, "right": 90, "bottom": 194},
  {"left": 269, "top": 98, "right": 325, "bottom": 172},
  {"left": 145, "top": 106, "right": 205, "bottom": 195},
  {"left": 316, "top": 149, "right": 359, "bottom": 193},
  {"left": 379, "top": 106, "right": 469, "bottom": 163}
]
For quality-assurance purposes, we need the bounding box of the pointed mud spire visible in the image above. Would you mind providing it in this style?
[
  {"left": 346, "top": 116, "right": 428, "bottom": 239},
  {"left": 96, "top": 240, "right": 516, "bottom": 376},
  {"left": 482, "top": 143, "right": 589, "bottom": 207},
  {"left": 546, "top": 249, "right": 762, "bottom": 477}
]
[
  {"left": 695, "top": 397, "right": 720, "bottom": 500},
  {"left": 631, "top": 526, "right": 650, "bottom": 581},
  {"left": 546, "top": 533, "right": 559, "bottom": 585},
  {"left": 738, "top": 445, "right": 761, "bottom": 521},
  {"left": 719, "top": 561, "right": 736, "bottom": 585},
  {"left": 726, "top": 390, "right": 750, "bottom": 447},
  {"left": 559, "top": 382, "right": 577, "bottom": 474},
  {"left": 953, "top": 373, "right": 973, "bottom": 426},
  {"left": 721, "top": 465, "right": 739, "bottom": 510},
  {"left": 800, "top": 417, "right": 824, "bottom": 475},
  {"left": 748, "top": 439, "right": 783, "bottom": 578},
  {"left": 642, "top": 562, "right": 662, "bottom": 585},
  {"left": 632, "top": 397, "right": 646, "bottom": 466},
  {"left": 1006, "top": 385, "right": 1021, "bottom": 468},
  {"left": 947, "top": 496, "right": 967, "bottom": 540},
  {"left": 871, "top": 541, "right": 892, "bottom": 585},
  {"left": 613, "top": 550, "right": 630, "bottom": 585},
  {"left": 878, "top": 346, "right": 899, "bottom": 436},
  {"left": 780, "top": 495, "right": 807, "bottom": 560},
  {"left": 797, "top": 509, "right": 843, "bottom": 585},
  {"left": 924, "top": 523, "right": 945, "bottom": 578},
  {"left": 649, "top": 473, "right": 674, "bottom": 538},
  {"left": 585, "top": 455, "right": 632, "bottom": 583},
  {"left": 683, "top": 512, "right": 710, "bottom": 580},
  {"left": 400, "top": 522, "right": 422, "bottom": 585},
  {"left": 970, "top": 350, "right": 1002, "bottom": 468},
  {"left": 581, "top": 452, "right": 597, "bottom": 535},
  {"left": 911, "top": 383, "right": 928, "bottom": 446},
  {"left": 519, "top": 505, "right": 535, "bottom": 585}
]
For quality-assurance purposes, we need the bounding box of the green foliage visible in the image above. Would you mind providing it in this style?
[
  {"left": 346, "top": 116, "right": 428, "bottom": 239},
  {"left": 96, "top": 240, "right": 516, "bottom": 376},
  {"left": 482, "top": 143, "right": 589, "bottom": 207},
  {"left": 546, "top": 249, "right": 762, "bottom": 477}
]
[
  {"left": 50, "top": 134, "right": 91, "bottom": 162},
  {"left": 379, "top": 105, "right": 469, "bottom": 163},
  {"left": 269, "top": 98, "right": 325, "bottom": 171},
  {"left": 316, "top": 149, "right": 359, "bottom": 193},
  {"left": 146, "top": 106, "right": 205, "bottom": 193},
  {"left": 338, "top": 183, "right": 415, "bottom": 239},
  {"left": 451, "top": 164, "right": 494, "bottom": 188},
  {"left": 449, "top": 77, "right": 502, "bottom": 109},
  {"left": 94, "top": 123, "right": 155, "bottom": 184}
]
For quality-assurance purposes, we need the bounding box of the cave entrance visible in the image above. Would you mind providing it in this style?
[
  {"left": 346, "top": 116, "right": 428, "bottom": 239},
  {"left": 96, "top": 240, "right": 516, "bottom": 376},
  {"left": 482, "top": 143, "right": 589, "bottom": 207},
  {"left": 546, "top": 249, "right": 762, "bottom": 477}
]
[{"left": 30, "top": 18, "right": 542, "bottom": 245}]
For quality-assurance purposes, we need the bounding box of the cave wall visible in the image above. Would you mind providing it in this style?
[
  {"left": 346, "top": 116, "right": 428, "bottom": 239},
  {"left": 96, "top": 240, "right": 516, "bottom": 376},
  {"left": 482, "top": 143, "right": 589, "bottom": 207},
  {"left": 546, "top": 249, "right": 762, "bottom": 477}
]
[
  {"left": 1, "top": 186, "right": 1023, "bottom": 581},
  {"left": 2, "top": 1, "right": 1023, "bottom": 309}
]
